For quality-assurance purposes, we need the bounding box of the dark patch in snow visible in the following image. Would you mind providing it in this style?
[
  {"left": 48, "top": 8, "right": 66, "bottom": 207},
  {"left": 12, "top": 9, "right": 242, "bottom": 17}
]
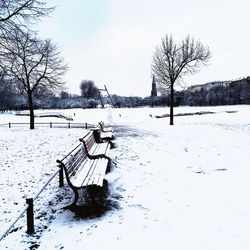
[
  {"left": 155, "top": 111, "right": 215, "bottom": 118},
  {"left": 128, "top": 204, "right": 149, "bottom": 211},
  {"left": 67, "top": 180, "right": 120, "bottom": 219},
  {"left": 114, "top": 126, "right": 159, "bottom": 139},
  {"left": 225, "top": 110, "right": 237, "bottom": 113},
  {"left": 215, "top": 168, "right": 227, "bottom": 171},
  {"left": 9, "top": 226, "right": 22, "bottom": 233},
  {"left": 29, "top": 243, "right": 40, "bottom": 249},
  {"left": 195, "top": 170, "right": 206, "bottom": 174}
]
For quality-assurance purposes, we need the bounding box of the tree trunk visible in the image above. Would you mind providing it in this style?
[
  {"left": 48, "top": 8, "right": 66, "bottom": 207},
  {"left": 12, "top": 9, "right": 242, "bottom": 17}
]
[
  {"left": 170, "top": 83, "right": 174, "bottom": 125},
  {"left": 27, "top": 90, "right": 35, "bottom": 129}
]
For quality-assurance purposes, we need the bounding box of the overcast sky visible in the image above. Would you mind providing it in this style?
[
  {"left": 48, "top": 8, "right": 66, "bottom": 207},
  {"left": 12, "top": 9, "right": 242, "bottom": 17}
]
[{"left": 38, "top": 0, "right": 250, "bottom": 97}]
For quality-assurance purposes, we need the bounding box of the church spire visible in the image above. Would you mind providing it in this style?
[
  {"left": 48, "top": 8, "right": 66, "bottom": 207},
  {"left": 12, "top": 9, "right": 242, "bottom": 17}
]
[{"left": 151, "top": 75, "right": 157, "bottom": 97}]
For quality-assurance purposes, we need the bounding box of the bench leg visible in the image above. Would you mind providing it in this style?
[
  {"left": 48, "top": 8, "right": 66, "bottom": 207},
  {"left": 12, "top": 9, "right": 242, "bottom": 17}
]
[
  {"left": 64, "top": 182, "right": 109, "bottom": 210},
  {"left": 63, "top": 187, "right": 79, "bottom": 210}
]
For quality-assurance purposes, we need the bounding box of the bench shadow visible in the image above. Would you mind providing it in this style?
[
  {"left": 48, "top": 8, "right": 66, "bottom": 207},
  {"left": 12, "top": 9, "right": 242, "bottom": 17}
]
[{"left": 67, "top": 180, "right": 120, "bottom": 219}]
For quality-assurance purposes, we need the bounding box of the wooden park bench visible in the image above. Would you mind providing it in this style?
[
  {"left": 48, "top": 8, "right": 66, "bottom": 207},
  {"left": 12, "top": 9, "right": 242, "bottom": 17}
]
[
  {"left": 99, "top": 121, "right": 114, "bottom": 133},
  {"left": 92, "top": 121, "right": 114, "bottom": 142},
  {"left": 56, "top": 143, "right": 109, "bottom": 207},
  {"left": 79, "top": 130, "right": 111, "bottom": 159}
]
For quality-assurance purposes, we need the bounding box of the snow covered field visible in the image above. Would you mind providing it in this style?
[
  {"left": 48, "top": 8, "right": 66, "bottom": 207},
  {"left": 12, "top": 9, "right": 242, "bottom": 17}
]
[{"left": 0, "top": 105, "right": 250, "bottom": 249}]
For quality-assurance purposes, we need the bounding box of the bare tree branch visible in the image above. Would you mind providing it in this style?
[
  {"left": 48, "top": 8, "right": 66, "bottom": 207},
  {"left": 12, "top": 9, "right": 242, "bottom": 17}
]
[{"left": 0, "top": 0, "right": 54, "bottom": 24}]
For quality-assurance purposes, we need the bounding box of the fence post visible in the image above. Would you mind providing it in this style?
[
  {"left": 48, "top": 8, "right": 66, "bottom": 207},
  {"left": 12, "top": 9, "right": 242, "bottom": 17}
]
[
  {"left": 59, "top": 166, "right": 64, "bottom": 187},
  {"left": 9, "top": 122, "right": 11, "bottom": 128},
  {"left": 50, "top": 122, "right": 52, "bottom": 128},
  {"left": 85, "top": 123, "right": 88, "bottom": 129},
  {"left": 68, "top": 122, "right": 70, "bottom": 129},
  {"left": 26, "top": 198, "right": 34, "bottom": 234}
]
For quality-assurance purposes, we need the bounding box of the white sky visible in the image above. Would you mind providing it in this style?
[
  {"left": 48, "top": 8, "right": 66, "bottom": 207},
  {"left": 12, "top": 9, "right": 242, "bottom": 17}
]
[{"left": 38, "top": 0, "right": 250, "bottom": 97}]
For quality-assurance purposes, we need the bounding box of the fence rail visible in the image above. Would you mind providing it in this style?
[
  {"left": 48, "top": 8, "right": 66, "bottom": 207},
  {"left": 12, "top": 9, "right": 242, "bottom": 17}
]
[
  {"left": 0, "top": 122, "right": 96, "bottom": 129},
  {"left": 0, "top": 166, "right": 64, "bottom": 241}
]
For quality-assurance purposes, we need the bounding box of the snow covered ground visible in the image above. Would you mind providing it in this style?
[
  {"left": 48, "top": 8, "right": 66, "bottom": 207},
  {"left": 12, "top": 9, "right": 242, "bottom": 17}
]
[{"left": 0, "top": 105, "right": 250, "bottom": 249}]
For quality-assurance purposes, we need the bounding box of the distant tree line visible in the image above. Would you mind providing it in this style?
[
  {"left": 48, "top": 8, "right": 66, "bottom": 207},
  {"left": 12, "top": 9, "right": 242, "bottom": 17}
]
[
  {"left": 0, "top": 75, "right": 169, "bottom": 110},
  {"left": 1, "top": 76, "right": 250, "bottom": 111}
]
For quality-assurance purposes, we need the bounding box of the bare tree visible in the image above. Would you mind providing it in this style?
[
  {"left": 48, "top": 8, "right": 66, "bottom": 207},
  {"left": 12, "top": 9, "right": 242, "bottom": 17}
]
[
  {"left": 0, "top": 0, "right": 53, "bottom": 26},
  {"left": 0, "top": 28, "right": 68, "bottom": 129},
  {"left": 152, "top": 35, "right": 211, "bottom": 125},
  {"left": 80, "top": 80, "right": 99, "bottom": 99}
]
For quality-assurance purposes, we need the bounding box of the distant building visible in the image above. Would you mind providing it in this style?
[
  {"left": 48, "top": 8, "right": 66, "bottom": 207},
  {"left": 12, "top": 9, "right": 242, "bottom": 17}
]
[
  {"left": 187, "top": 81, "right": 230, "bottom": 93},
  {"left": 185, "top": 76, "right": 250, "bottom": 105},
  {"left": 203, "top": 81, "right": 231, "bottom": 91},
  {"left": 151, "top": 75, "right": 157, "bottom": 97},
  {"left": 231, "top": 77, "right": 250, "bottom": 104}
]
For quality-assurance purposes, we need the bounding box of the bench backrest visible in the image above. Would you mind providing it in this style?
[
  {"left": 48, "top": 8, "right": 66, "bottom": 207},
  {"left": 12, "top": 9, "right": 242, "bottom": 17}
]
[
  {"left": 57, "top": 143, "right": 88, "bottom": 181},
  {"left": 80, "top": 131, "right": 96, "bottom": 152}
]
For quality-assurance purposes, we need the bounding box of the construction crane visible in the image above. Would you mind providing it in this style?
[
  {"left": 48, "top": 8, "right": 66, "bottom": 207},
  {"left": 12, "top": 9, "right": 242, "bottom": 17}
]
[{"left": 98, "top": 85, "right": 114, "bottom": 108}]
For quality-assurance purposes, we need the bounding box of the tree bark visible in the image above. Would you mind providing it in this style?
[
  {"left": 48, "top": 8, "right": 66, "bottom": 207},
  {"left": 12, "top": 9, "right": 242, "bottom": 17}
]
[
  {"left": 27, "top": 90, "right": 35, "bottom": 129},
  {"left": 170, "top": 83, "right": 174, "bottom": 125}
]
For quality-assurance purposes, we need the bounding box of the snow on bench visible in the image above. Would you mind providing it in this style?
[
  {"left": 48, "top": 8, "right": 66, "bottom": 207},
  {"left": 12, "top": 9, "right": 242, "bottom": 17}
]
[{"left": 56, "top": 143, "right": 109, "bottom": 207}]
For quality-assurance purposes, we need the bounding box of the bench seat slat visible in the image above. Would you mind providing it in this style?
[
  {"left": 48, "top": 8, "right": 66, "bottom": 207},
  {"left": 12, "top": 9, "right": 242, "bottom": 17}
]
[
  {"left": 88, "top": 143, "right": 110, "bottom": 156},
  {"left": 96, "top": 158, "right": 109, "bottom": 186},
  {"left": 86, "top": 163, "right": 99, "bottom": 186},
  {"left": 79, "top": 158, "right": 107, "bottom": 187},
  {"left": 89, "top": 158, "right": 108, "bottom": 186},
  {"left": 70, "top": 157, "right": 95, "bottom": 188},
  {"left": 100, "top": 131, "right": 113, "bottom": 140},
  {"left": 82, "top": 158, "right": 100, "bottom": 186}
]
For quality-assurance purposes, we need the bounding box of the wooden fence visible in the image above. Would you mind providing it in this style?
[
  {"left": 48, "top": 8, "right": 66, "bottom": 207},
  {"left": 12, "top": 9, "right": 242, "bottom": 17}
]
[{"left": 0, "top": 122, "right": 95, "bottom": 129}]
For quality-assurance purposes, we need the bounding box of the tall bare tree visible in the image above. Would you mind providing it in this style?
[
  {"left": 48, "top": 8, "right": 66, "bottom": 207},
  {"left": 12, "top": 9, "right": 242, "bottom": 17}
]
[
  {"left": 0, "top": 28, "right": 68, "bottom": 129},
  {"left": 152, "top": 35, "right": 211, "bottom": 125}
]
